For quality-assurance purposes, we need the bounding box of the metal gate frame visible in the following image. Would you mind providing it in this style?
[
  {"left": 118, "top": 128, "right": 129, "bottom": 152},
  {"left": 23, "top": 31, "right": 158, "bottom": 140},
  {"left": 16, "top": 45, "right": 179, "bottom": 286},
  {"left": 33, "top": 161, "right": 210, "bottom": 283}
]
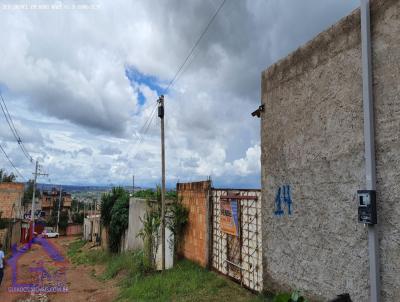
[{"left": 211, "top": 189, "right": 262, "bottom": 292}]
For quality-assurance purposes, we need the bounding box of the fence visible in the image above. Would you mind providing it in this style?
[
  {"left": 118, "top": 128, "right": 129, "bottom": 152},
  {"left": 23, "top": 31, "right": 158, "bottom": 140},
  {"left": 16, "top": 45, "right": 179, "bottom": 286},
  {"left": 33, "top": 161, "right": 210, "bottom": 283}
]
[
  {"left": 177, "top": 181, "right": 263, "bottom": 292},
  {"left": 211, "top": 189, "right": 263, "bottom": 292}
]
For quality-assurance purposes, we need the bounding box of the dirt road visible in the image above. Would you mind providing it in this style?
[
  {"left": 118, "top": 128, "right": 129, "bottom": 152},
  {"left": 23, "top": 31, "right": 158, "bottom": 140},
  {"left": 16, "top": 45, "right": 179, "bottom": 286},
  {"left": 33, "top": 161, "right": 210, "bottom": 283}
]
[{"left": 0, "top": 236, "right": 118, "bottom": 302}]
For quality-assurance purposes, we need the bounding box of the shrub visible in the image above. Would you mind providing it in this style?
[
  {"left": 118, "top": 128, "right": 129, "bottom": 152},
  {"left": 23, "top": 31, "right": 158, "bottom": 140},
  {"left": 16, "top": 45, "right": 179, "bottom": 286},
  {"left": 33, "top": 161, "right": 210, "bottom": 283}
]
[
  {"left": 109, "top": 192, "right": 130, "bottom": 253},
  {"left": 166, "top": 197, "right": 189, "bottom": 260},
  {"left": 100, "top": 187, "right": 130, "bottom": 253},
  {"left": 273, "top": 291, "right": 309, "bottom": 302},
  {"left": 72, "top": 212, "right": 84, "bottom": 224},
  {"left": 138, "top": 200, "right": 161, "bottom": 267}
]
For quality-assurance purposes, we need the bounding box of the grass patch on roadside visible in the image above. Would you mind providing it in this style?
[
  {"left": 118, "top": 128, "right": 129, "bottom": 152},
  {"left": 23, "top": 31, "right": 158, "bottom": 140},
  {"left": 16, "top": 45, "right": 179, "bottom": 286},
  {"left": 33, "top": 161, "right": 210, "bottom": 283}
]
[
  {"left": 68, "top": 240, "right": 270, "bottom": 302},
  {"left": 118, "top": 260, "right": 268, "bottom": 302},
  {"left": 67, "top": 239, "right": 150, "bottom": 284},
  {"left": 67, "top": 239, "right": 109, "bottom": 265}
]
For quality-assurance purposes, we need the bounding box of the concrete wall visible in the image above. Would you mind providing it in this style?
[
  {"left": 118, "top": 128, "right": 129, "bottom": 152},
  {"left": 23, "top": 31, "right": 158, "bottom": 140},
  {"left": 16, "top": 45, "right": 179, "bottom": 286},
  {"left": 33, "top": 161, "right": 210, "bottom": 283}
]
[
  {"left": 120, "top": 197, "right": 147, "bottom": 252},
  {"left": 0, "top": 182, "right": 24, "bottom": 219},
  {"left": 84, "top": 215, "right": 100, "bottom": 242},
  {"left": 83, "top": 217, "right": 91, "bottom": 241},
  {"left": 260, "top": 0, "right": 400, "bottom": 301},
  {"left": 177, "top": 181, "right": 211, "bottom": 268},
  {"left": 101, "top": 226, "right": 108, "bottom": 251},
  {"left": 155, "top": 227, "right": 174, "bottom": 270}
]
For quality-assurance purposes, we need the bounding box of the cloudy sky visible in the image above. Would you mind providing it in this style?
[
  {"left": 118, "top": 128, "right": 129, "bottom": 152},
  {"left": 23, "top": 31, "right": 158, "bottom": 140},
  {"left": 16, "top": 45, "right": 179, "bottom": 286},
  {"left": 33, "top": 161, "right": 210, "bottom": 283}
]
[{"left": 0, "top": 0, "right": 359, "bottom": 188}]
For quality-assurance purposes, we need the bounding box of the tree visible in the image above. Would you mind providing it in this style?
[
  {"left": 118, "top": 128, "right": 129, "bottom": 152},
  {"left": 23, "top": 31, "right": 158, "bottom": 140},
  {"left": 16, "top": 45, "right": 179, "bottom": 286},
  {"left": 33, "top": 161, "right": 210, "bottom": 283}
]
[
  {"left": 46, "top": 196, "right": 68, "bottom": 231},
  {"left": 108, "top": 192, "right": 130, "bottom": 253},
  {"left": 72, "top": 212, "right": 84, "bottom": 224},
  {"left": 133, "top": 188, "right": 177, "bottom": 200},
  {"left": 23, "top": 180, "right": 36, "bottom": 205},
  {"left": 0, "top": 169, "right": 16, "bottom": 182},
  {"left": 71, "top": 198, "right": 84, "bottom": 213},
  {"left": 100, "top": 187, "right": 130, "bottom": 253},
  {"left": 58, "top": 210, "right": 69, "bottom": 231},
  {"left": 100, "top": 187, "right": 126, "bottom": 227}
]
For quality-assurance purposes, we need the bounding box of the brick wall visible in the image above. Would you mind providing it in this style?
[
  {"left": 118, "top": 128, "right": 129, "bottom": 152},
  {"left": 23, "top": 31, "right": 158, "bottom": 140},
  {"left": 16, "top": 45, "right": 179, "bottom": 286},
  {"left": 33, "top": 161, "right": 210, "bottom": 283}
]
[
  {"left": 66, "top": 224, "right": 83, "bottom": 236},
  {"left": 0, "top": 228, "right": 7, "bottom": 248},
  {"left": 177, "top": 181, "right": 211, "bottom": 268},
  {"left": 0, "top": 182, "right": 24, "bottom": 219}
]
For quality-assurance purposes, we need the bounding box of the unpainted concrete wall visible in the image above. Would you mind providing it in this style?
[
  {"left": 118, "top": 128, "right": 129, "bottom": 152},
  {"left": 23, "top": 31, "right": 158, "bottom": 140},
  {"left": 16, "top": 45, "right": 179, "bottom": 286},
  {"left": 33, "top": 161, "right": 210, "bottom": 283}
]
[
  {"left": 120, "top": 198, "right": 147, "bottom": 252},
  {"left": 101, "top": 227, "right": 108, "bottom": 250},
  {"left": 261, "top": 0, "right": 400, "bottom": 301},
  {"left": 83, "top": 218, "right": 92, "bottom": 241}
]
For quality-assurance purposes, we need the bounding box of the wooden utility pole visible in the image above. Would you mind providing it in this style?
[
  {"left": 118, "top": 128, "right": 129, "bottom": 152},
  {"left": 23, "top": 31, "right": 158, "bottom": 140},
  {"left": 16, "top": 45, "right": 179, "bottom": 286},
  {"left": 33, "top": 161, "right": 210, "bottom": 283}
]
[
  {"left": 56, "top": 186, "right": 62, "bottom": 233},
  {"left": 30, "top": 160, "right": 47, "bottom": 241},
  {"left": 158, "top": 95, "right": 166, "bottom": 270}
]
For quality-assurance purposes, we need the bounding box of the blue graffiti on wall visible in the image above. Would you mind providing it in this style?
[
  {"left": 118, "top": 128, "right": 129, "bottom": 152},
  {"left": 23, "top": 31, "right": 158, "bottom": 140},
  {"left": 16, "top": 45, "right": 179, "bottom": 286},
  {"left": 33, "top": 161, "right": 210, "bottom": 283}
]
[{"left": 274, "top": 185, "right": 292, "bottom": 217}]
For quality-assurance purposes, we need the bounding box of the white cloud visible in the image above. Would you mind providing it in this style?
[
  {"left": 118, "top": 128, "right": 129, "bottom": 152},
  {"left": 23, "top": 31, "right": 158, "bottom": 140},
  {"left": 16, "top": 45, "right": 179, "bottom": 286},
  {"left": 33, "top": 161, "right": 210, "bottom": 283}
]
[
  {"left": 228, "top": 144, "right": 261, "bottom": 176},
  {"left": 0, "top": 0, "right": 359, "bottom": 187}
]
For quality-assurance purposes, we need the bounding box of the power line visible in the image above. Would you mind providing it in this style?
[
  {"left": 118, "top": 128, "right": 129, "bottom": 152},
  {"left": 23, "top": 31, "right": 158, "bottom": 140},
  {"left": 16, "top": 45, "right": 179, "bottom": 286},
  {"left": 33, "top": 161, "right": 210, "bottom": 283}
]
[
  {"left": 130, "top": 0, "right": 226, "bottom": 160},
  {"left": 0, "top": 93, "right": 34, "bottom": 163},
  {"left": 137, "top": 102, "right": 158, "bottom": 139},
  {"left": 0, "top": 143, "right": 26, "bottom": 181},
  {"left": 164, "top": 0, "right": 227, "bottom": 93},
  {"left": 0, "top": 93, "right": 33, "bottom": 162},
  {"left": 133, "top": 103, "right": 158, "bottom": 151}
]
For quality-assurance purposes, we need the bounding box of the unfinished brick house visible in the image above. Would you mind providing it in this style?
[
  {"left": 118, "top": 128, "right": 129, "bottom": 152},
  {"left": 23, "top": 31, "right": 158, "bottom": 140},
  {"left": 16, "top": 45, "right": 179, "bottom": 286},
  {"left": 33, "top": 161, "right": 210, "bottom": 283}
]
[
  {"left": 0, "top": 182, "right": 24, "bottom": 219},
  {"left": 40, "top": 188, "right": 72, "bottom": 218}
]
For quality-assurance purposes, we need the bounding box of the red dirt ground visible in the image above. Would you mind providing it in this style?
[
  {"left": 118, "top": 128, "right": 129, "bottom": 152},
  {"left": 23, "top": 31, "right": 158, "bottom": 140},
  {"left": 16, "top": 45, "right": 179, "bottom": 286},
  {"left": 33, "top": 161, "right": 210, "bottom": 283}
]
[{"left": 0, "top": 236, "right": 118, "bottom": 302}]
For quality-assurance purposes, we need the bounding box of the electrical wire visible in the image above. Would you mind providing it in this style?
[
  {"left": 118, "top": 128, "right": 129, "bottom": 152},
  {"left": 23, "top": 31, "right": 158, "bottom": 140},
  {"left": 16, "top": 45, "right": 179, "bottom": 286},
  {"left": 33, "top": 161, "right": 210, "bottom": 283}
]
[
  {"left": 129, "top": 0, "right": 226, "bottom": 166},
  {"left": 0, "top": 143, "right": 26, "bottom": 181},
  {"left": 134, "top": 0, "right": 226, "bottom": 138},
  {"left": 0, "top": 93, "right": 34, "bottom": 163},
  {"left": 134, "top": 102, "right": 158, "bottom": 150},
  {"left": 164, "top": 0, "right": 227, "bottom": 93},
  {"left": 137, "top": 102, "right": 158, "bottom": 139}
]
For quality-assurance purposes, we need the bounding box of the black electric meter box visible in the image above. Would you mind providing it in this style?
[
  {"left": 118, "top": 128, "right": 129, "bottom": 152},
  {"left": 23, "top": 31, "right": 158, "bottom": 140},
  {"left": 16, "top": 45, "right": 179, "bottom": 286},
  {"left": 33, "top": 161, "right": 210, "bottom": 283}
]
[
  {"left": 357, "top": 190, "right": 377, "bottom": 224},
  {"left": 158, "top": 104, "right": 164, "bottom": 118}
]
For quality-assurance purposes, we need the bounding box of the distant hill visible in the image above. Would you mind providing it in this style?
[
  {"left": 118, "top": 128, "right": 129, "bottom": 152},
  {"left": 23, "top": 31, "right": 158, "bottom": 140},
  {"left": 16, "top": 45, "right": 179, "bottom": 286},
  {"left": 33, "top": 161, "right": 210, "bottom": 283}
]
[{"left": 36, "top": 183, "right": 141, "bottom": 193}]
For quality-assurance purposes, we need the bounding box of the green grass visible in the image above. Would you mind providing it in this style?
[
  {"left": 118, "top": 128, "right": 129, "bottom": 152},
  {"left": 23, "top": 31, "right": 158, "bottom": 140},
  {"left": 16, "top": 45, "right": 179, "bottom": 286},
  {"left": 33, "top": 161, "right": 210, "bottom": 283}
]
[
  {"left": 67, "top": 240, "right": 271, "bottom": 302},
  {"left": 67, "top": 239, "right": 150, "bottom": 283},
  {"left": 67, "top": 239, "right": 109, "bottom": 266},
  {"left": 118, "top": 260, "right": 269, "bottom": 302}
]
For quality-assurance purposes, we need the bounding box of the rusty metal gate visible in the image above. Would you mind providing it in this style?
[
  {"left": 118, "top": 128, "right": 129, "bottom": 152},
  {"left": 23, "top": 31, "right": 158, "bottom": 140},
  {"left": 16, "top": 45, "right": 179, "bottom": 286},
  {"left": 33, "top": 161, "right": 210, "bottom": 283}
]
[{"left": 211, "top": 189, "right": 262, "bottom": 292}]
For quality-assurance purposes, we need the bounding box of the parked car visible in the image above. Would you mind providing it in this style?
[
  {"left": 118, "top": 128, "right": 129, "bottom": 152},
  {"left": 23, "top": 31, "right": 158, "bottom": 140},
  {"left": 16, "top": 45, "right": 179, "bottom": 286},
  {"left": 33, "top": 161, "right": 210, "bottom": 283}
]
[{"left": 43, "top": 230, "right": 59, "bottom": 238}]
